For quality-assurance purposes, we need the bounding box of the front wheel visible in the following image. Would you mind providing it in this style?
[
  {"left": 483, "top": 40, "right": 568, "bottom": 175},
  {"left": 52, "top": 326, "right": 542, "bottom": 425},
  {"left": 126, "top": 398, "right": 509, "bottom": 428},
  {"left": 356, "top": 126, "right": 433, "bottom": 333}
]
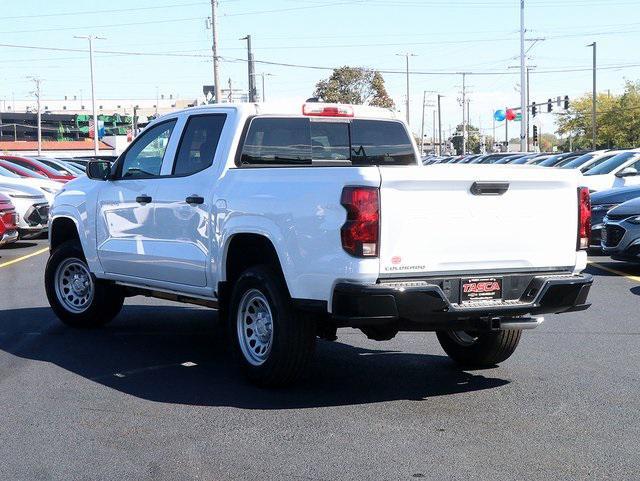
[
  {"left": 45, "top": 240, "right": 124, "bottom": 328},
  {"left": 436, "top": 329, "right": 522, "bottom": 367},
  {"left": 228, "top": 265, "right": 316, "bottom": 387}
]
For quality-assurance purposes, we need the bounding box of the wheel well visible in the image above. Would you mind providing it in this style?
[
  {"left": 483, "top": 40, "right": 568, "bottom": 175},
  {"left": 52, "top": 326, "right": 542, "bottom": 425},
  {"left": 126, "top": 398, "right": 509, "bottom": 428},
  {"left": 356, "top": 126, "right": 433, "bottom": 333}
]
[
  {"left": 222, "top": 234, "right": 286, "bottom": 297},
  {"left": 50, "top": 217, "right": 80, "bottom": 251}
]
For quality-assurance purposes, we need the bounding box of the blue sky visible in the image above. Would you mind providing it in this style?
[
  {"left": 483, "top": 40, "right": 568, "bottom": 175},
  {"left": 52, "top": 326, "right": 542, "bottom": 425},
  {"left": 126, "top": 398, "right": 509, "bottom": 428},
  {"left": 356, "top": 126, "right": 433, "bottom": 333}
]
[{"left": 1, "top": 0, "right": 639, "bottom": 139}]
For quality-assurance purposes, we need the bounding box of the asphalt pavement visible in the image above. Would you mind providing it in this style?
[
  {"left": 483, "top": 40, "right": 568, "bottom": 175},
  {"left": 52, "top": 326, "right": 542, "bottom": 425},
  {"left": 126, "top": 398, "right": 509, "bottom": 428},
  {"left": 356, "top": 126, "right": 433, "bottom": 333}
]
[{"left": 1, "top": 240, "right": 639, "bottom": 481}]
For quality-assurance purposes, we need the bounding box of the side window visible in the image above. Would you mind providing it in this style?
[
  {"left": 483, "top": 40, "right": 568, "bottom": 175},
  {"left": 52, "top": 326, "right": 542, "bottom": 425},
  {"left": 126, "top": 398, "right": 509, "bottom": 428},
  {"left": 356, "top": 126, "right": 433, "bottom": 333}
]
[
  {"left": 350, "top": 120, "right": 416, "bottom": 166},
  {"left": 310, "top": 121, "right": 350, "bottom": 162},
  {"left": 119, "top": 120, "right": 176, "bottom": 178},
  {"left": 173, "top": 114, "right": 226, "bottom": 176},
  {"left": 240, "top": 118, "right": 311, "bottom": 165}
]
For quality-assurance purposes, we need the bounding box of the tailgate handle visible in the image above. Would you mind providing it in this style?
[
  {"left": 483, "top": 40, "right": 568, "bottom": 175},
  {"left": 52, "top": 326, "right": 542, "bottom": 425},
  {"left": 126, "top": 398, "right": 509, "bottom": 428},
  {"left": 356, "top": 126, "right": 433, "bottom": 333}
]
[{"left": 470, "top": 182, "right": 509, "bottom": 196}]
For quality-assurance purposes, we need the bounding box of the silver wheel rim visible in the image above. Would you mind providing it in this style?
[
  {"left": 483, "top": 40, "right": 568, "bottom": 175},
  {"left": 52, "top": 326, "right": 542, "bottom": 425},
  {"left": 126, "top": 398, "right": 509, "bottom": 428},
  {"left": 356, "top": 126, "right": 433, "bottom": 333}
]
[
  {"left": 236, "top": 288, "right": 274, "bottom": 366},
  {"left": 54, "top": 258, "right": 94, "bottom": 314},
  {"left": 448, "top": 330, "right": 479, "bottom": 347}
]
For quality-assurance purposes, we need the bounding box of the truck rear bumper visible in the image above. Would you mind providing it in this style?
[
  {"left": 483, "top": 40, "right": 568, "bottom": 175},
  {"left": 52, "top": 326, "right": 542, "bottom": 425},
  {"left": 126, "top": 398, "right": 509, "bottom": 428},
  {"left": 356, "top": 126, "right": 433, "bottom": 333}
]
[{"left": 331, "top": 273, "right": 592, "bottom": 330}]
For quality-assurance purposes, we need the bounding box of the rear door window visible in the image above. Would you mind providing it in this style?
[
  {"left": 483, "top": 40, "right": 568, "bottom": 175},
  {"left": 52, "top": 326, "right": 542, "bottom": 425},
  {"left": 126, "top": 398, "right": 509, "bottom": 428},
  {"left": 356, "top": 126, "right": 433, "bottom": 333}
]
[
  {"left": 240, "top": 118, "right": 311, "bottom": 165},
  {"left": 239, "top": 117, "right": 416, "bottom": 167},
  {"left": 173, "top": 114, "right": 226, "bottom": 175}
]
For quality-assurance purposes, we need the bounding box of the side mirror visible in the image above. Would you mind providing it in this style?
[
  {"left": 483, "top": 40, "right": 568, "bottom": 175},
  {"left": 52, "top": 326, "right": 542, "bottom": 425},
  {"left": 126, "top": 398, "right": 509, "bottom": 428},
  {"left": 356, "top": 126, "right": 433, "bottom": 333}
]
[
  {"left": 616, "top": 167, "right": 638, "bottom": 178},
  {"left": 86, "top": 160, "right": 112, "bottom": 180}
]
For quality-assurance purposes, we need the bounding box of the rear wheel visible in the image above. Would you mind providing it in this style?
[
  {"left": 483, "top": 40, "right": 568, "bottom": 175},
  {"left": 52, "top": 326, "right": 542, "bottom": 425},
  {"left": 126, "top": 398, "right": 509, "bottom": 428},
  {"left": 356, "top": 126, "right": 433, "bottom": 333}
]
[
  {"left": 228, "top": 265, "right": 316, "bottom": 387},
  {"left": 436, "top": 329, "right": 522, "bottom": 367},
  {"left": 45, "top": 240, "right": 124, "bottom": 328}
]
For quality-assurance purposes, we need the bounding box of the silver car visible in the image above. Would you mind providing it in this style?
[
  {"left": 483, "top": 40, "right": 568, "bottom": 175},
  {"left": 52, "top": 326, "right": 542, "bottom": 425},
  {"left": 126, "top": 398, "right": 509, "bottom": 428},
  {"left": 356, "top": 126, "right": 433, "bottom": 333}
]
[{"left": 601, "top": 197, "right": 640, "bottom": 262}]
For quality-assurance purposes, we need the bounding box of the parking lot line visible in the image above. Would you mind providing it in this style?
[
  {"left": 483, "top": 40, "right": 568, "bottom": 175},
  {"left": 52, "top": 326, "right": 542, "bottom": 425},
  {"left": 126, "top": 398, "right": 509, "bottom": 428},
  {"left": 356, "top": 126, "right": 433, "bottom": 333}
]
[
  {"left": 0, "top": 247, "right": 49, "bottom": 269},
  {"left": 589, "top": 261, "right": 640, "bottom": 283}
]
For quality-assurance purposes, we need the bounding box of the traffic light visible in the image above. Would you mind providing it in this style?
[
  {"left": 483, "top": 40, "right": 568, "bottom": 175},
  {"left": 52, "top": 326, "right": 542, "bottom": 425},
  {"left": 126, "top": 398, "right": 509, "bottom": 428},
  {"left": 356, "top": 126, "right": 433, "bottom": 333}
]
[
  {"left": 532, "top": 125, "right": 538, "bottom": 143},
  {"left": 531, "top": 102, "right": 537, "bottom": 117},
  {"left": 547, "top": 99, "right": 553, "bottom": 113},
  {"left": 564, "top": 95, "right": 570, "bottom": 110}
]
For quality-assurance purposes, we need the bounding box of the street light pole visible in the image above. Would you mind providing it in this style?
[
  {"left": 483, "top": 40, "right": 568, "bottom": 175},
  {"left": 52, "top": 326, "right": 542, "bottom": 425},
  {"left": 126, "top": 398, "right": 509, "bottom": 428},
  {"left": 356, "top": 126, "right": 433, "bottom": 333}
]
[
  {"left": 240, "top": 35, "right": 256, "bottom": 102},
  {"left": 210, "top": 0, "right": 221, "bottom": 103},
  {"left": 75, "top": 35, "right": 105, "bottom": 155},
  {"left": 461, "top": 72, "right": 467, "bottom": 154},
  {"left": 588, "top": 42, "right": 597, "bottom": 149}
]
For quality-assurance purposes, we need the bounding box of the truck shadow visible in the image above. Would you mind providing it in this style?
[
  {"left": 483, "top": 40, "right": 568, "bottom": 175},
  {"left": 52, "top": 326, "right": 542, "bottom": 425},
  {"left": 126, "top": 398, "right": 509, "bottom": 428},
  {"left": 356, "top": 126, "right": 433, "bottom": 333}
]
[{"left": 0, "top": 305, "right": 509, "bottom": 409}]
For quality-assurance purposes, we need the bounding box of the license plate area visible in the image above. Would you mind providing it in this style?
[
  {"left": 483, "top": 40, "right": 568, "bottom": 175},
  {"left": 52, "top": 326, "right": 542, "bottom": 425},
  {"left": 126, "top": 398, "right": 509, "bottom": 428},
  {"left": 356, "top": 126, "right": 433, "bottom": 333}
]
[{"left": 460, "top": 277, "right": 503, "bottom": 303}]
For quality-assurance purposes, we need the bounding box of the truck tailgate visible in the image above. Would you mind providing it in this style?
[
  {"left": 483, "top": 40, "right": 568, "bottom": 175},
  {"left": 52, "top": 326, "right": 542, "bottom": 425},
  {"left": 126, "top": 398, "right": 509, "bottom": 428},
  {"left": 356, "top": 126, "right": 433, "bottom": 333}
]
[{"left": 378, "top": 164, "right": 581, "bottom": 276}]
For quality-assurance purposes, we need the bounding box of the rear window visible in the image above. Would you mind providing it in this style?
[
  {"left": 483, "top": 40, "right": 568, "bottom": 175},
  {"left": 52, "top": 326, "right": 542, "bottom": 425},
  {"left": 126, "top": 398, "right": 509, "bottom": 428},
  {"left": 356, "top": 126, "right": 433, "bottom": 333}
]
[{"left": 239, "top": 117, "right": 416, "bottom": 167}]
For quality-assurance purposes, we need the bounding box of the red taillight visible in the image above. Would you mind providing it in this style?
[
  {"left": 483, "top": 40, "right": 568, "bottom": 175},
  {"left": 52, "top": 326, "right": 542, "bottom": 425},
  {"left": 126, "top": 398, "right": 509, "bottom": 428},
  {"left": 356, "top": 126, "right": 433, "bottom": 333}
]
[
  {"left": 340, "top": 186, "right": 379, "bottom": 257},
  {"left": 302, "top": 103, "right": 354, "bottom": 117},
  {"left": 578, "top": 186, "right": 591, "bottom": 250}
]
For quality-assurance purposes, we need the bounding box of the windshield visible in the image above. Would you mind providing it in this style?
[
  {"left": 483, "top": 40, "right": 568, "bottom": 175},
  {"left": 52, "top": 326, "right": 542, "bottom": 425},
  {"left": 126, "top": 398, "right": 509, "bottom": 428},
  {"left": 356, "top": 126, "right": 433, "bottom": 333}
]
[
  {"left": 0, "top": 166, "right": 20, "bottom": 178},
  {"left": 538, "top": 154, "right": 565, "bottom": 167},
  {"left": 561, "top": 153, "right": 597, "bottom": 169},
  {"left": 584, "top": 151, "right": 639, "bottom": 176},
  {"left": 580, "top": 154, "right": 616, "bottom": 172}
]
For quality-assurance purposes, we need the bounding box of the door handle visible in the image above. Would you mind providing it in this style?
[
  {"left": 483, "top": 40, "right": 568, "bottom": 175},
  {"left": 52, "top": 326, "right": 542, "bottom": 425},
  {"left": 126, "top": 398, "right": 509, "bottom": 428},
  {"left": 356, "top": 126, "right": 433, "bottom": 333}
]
[
  {"left": 136, "top": 195, "right": 152, "bottom": 204},
  {"left": 185, "top": 195, "right": 205, "bottom": 205}
]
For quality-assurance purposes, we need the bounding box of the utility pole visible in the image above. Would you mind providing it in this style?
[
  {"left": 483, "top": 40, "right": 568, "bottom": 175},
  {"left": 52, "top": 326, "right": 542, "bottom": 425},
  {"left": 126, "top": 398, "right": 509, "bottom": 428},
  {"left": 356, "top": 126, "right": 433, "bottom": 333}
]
[
  {"left": 29, "top": 77, "right": 42, "bottom": 155},
  {"left": 519, "top": 0, "right": 527, "bottom": 153},
  {"left": 240, "top": 35, "right": 256, "bottom": 102},
  {"left": 588, "top": 42, "right": 597, "bottom": 149},
  {"left": 420, "top": 91, "right": 426, "bottom": 154},
  {"left": 432, "top": 110, "right": 436, "bottom": 155},
  {"left": 526, "top": 66, "right": 532, "bottom": 151},
  {"left": 437, "top": 94, "right": 443, "bottom": 156},
  {"left": 210, "top": 0, "right": 221, "bottom": 103},
  {"left": 505, "top": 106, "right": 509, "bottom": 152},
  {"left": 397, "top": 53, "right": 416, "bottom": 125},
  {"left": 461, "top": 72, "right": 467, "bottom": 154},
  {"left": 75, "top": 35, "right": 104, "bottom": 155}
]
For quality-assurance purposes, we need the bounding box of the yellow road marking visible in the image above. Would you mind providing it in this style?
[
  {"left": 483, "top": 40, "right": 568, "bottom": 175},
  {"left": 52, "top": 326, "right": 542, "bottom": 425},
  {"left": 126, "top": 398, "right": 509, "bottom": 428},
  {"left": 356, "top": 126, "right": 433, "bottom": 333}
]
[
  {"left": 588, "top": 261, "right": 640, "bottom": 283},
  {"left": 0, "top": 247, "right": 49, "bottom": 269}
]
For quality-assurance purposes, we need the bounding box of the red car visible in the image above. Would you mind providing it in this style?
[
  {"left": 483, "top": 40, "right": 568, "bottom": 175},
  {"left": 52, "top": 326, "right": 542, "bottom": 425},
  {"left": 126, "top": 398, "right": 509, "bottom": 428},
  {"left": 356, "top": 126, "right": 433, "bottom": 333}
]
[
  {"left": 0, "top": 155, "right": 75, "bottom": 183},
  {"left": 0, "top": 193, "right": 19, "bottom": 247},
  {"left": 0, "top": 159, "right": 50, "bottom": 179}
]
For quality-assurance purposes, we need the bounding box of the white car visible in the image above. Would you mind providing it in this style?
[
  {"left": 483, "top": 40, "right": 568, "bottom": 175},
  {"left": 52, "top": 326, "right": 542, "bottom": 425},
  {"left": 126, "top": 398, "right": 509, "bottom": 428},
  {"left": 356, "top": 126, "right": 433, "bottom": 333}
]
[
  {"left": 0, "top": 165, "right": 61, "bottom": 203},
  {"left": 581, "top": 149, "right": 640, "bottom": 192},
  {"left": 45, "top": 102, "right": 593, "bottom": 386},
  {"left": 561, "top": 149, "right": 624, "bottom": 172},
  {"left": 0, "top": 183, "right": 49, "bottom": 239}
]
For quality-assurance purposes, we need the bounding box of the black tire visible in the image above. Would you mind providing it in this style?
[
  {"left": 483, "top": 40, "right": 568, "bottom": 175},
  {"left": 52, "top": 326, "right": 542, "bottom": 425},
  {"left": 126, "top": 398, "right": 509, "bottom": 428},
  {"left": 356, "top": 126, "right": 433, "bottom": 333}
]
[
  {"left": 436, "top": 329, "right": 522, "bottom": 368},
  {"left": 45, "top": 240, "right": 124, "bottom": 328},
  {"left": 228, "top": 265, "right": 316, "bottom": 387}
]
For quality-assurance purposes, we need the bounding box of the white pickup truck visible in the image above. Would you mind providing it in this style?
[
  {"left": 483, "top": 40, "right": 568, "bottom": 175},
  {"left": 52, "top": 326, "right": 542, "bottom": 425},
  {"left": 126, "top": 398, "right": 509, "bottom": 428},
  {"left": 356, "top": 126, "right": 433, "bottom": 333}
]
[{"left": 45, "top": 102, "right": 593, "bottom": 386}]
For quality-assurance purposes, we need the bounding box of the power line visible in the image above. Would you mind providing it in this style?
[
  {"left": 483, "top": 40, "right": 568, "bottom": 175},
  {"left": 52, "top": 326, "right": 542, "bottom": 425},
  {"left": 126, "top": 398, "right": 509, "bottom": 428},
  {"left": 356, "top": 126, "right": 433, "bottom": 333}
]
[{"left": 0, "top": 2, "right": 208, "bottom": 20}]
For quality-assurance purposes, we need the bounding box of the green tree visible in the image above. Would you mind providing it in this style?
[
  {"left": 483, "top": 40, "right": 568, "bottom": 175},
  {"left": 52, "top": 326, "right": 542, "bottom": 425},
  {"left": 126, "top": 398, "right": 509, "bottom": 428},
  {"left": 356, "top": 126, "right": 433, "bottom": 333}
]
[
  {"left": 450, "top": 124, "right": 481, "bottom": 154},
  {"left": 556, "top": 80, "right": 640, "bottom": 149},
  {"left": 313, "top": 67, "right": 395, "bottom": 108}
]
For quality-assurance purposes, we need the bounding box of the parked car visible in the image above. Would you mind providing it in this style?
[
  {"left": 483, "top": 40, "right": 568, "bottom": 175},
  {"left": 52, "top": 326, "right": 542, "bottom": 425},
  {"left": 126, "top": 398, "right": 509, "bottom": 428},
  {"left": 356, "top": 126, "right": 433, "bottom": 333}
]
[
  {"left": 581, "top": 149, "right": 640, "bottom": 192},
  {"left": 0, "top": 193, "right": 19, "bottom": 247},
  {"left": 0, "top": 163, "right": 62, "bottom": 203},
  {"left": 589, "top": 186, "right": 640, "bottom": 250},
  {"left": 504, "top": 153, "right": 544, "bottom": 165},
  {"left": 470, "top": 153, "right": 521, "bottom": 164},
  {"left": 537, "top": 151, "right": 587, "bottom": 167},
  {"left": 31, "top": 157, "right": 85, "bottom": 176},
  {"left": 602, "top": 197, "right": 640, "bottom": 262},
  {"left": 0, "top": 156, "right": 75, "bottom": 183},
  {"left": 45, "top": 102, "right": 592, "bottom": 387},
  {"left": 0, "top": 183, "right": 49, "bottom": 239},
  {"left": 562, "top": 150, "right": 626, "bottom": 173}
]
